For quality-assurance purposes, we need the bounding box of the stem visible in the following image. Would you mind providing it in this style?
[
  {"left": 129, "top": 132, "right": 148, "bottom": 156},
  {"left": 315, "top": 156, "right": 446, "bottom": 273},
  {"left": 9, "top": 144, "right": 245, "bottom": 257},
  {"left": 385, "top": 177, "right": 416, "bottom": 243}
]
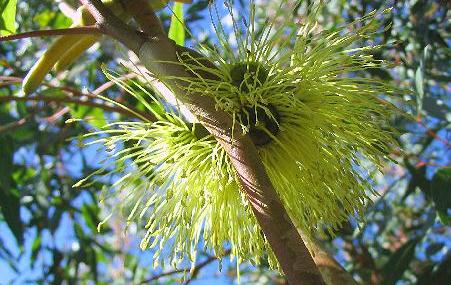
[
  {"left": 79, "top": 0, "right": 326, "bottom": 284},
  {"left": 91, "top": 73, "right": 137, "bottom": 95},
  {"left": 0, "top": 26, "right": 102, "bottom": 42},
  {"left": 299, "top": 231, "right": 359, "bottom": 285},
  {"left": 139, "top": 249, "right": 231, "bottom": 284},
  {"left": 0, "top": 117, "right": 28, "bottom": 134},
  {"left": 0, "top": 95, "right": 148, "bottom": 120},
  {"left": 79, "top": 0, "right": 144, "bottom": 52},
  {"left": 0, "top": 76, "right": 155, "bottom": 121}
]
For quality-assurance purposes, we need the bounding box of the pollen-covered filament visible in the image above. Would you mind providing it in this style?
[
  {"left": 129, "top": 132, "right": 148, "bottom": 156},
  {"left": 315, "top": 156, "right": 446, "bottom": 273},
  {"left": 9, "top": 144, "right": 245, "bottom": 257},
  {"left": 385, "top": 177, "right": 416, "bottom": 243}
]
[{"left": 230, "top": 62, "right": 280, "bottom": 146}]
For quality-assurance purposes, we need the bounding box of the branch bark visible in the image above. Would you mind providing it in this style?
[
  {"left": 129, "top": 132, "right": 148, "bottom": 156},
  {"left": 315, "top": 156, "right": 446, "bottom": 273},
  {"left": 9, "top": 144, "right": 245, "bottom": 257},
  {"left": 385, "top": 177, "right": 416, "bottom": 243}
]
[
  {"left": 0, "top": 94, "right": 151, "bottom": 121},
  {"left": 79, "top": 0, "right": 326, "bottom": 284},
  {"left": 0, "top": 76, "right": 155, "bottom": 122},
  {"left": 0, "top": 26, "right": 102, "bottom": 42},
  {"left": 299, "top": 231, "right": 359, "bottom": 285}
]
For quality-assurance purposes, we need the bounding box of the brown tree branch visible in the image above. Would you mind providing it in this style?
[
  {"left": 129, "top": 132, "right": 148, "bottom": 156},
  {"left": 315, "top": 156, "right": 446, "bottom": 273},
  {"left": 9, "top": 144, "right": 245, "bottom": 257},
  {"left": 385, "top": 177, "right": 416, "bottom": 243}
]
[
  {"left": 0, "top": 26, "right": 102, "bottom": 42},
  {"left": 0, "top": 117, "right": 28, "bottom": 134},
  {"left": 79, "top": 0, "right": 325, "bottom": 284},
  {"left": 0, "top": 95, "right": 149, "bottom": 121},
  {"left": 120, "top": 0, "right": 164, "bottom": 35},
  {"left": 138, "top": 249, "right": 232, "bottom": 284},
  {"left": 79, "top": 0, "right": 144, "bottom": 52},
  {"left": 91, "top": 73, "right": 137, "bottom": 95},
  {"left": 299, "top": 231, "right": 359, "bottom": 285},
  {"left": 0, "top": 76, "right": 155, "bottom": 121}
]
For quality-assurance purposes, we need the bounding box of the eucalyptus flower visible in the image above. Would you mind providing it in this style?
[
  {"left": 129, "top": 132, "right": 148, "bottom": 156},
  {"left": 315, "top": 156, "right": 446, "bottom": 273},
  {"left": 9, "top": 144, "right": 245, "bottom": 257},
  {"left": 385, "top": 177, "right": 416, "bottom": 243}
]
[{"left": 81, "top": 0, "right": 401, "bottom": 274}]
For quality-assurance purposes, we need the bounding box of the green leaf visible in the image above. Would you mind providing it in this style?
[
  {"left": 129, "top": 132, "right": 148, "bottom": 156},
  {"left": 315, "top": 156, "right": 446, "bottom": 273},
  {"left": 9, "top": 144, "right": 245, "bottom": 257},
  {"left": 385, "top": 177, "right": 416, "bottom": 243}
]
[
  {"left": 0, "top": 0, "right": 17, "bottom": 35},
  {"left": 87, "top": 248, "right": 98, "bottom": 282},
  {"left": 415, "top": 65, "right": 424, "bottom": 113},
  {"left": 415, "top": 45, "right": 431, "bottom": 115},
  {"left": 33, "top": 9, "right": 71, "bottom": 29},
  {"left": 0, "top": 135, "right": 23, "bottom": 244},
  {"left": 431, "top": 167, "right": 451, "bottom": 224},
  {"left": 80, "top": 203, "right": 100, "bottom": 232},
  {"left": 31, "top": 234, "right": 42, "bottom": 264},
  {"left": 168, "top": 2, "right": 185, "bottom": 46},
  {"left": 74, "top": 223, "right": 85, "bottom": 239},
  {"left": 436, "top": 210, "right": 450, "bottom": 225},
  {"left": 69, "top": 104, "right": 107, "bottom": 129},
  {"left": 382, "top": 238, "right": 420, "bottom": 285}
]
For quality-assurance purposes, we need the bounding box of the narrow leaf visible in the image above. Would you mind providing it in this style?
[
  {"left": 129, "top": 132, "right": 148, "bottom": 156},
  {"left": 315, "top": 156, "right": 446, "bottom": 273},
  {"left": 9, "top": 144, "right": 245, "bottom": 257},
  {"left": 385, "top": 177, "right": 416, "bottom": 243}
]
[
  {"left": 0, "top": 0, "right": 17, "bottom": 35},
  {"left": 31, "top": 235, "right": 42, "bottom": 264},
  {"left": 431, "top": 167, "right": 451, "bottom": 224},
  {"left": 69, "top": 104, "right": 107, "bottom": 129},
  {"left": 168, "top": 2, "right": 185, "bottom": 46},
  {"left": 415, "top": 65, "right": 424, "bottom": 113},
  {"left": 382, "top": 238, "right": 420, "bottom": 285},
  {"left": 0, "top": 135, "right": 23, "bottom": 244},
  {"left": 415, "top": 45, "right": 430, "bottom": 115}
]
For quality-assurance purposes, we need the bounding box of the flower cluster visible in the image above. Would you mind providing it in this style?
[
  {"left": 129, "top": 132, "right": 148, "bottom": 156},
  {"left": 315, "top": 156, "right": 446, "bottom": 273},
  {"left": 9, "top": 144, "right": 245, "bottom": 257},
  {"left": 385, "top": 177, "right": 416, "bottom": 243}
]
[{"left": 83, "top": 1, "right": 401, "bottom": 272}]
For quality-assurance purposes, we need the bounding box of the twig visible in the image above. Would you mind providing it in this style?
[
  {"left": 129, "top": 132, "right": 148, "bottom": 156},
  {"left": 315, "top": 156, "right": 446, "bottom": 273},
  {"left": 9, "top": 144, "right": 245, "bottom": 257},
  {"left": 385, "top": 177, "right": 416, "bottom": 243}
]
[
  {"left": 55, "top": 85, "right": 156, "bottom": 122},
  {"left": 416, "top": 118, "right": 450, "bottom": 148},
  {"left": 0, "top": 26, "right": 102, "bottom": 42},
  {"left": 0, "top": 76, "right": 21, "bottom": 82},
  {"left": 0, "top": 59, "right": 18, "bottom": 73},
  {"left": 79, "top": 0, "right": 144, "bottom": 52},
  {"left": 46, "top": 107, "right": 70, "bottom": 123},
  {"left": 91, "top": 73, "right": 137, "bottom": 95},
  {"left": 139, "top": 249, "right": 231, "bottom": 284},
  {"left": 0, "top": 117, "right": 28, "bottom": 134},
  {"left": 0, "top": 95, "right": 149, "bottom": 121},
  {"left": 0, "top": 76, "right": 155, "bottom": 121},
  {"left": 184, "top": 249, "right": 232, "bottom": 284}
]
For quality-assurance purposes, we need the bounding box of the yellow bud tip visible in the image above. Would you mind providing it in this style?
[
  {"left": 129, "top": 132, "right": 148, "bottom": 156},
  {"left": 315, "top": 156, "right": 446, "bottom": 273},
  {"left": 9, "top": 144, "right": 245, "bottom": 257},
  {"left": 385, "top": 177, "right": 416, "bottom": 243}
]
[
  {"left": 22, "top": 34, "right": 88, "bottom": 94},
  {"left": 22, "top": 70, "right": 42, "bottom": 95}
]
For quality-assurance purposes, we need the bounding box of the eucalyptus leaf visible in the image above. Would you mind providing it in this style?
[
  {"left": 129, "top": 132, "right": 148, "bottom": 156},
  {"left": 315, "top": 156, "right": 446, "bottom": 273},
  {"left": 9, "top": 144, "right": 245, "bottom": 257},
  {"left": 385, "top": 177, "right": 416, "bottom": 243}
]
[
  {"left": 431, "top": 167, "right": 451, "bottom": 224},
  {"left": 415, "top": 64, "right": 424, "bottom": 113},
  {"left": 0, "top": 135, "right": 23, "bottom": 244},
  {"left": 168, "top": 2, "right": 185, "bottom": 46},
  {"left": 382, "top": 238, "right": 420, "bottom": 285},
  {"left": 415, "top": 45, "right": 431, "bottom": 115},
  {"left": 0, "top": 0, "right": 17, "bottom": 35},
  {"left": 69, "top": 104, "right": 107, "bottom": 129},
  {"left": 31, "top": 234, "right": 42, "bottom": 264}
]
